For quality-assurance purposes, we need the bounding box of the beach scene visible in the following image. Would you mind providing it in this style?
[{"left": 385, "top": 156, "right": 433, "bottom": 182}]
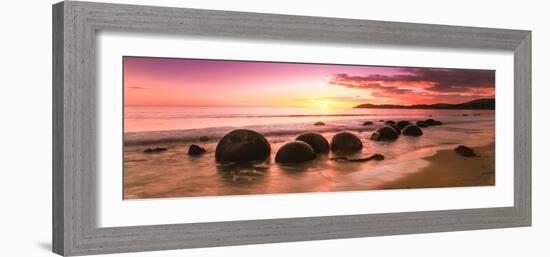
[{"left": 123, "top": 57, "right": 496, "bottom": 200}]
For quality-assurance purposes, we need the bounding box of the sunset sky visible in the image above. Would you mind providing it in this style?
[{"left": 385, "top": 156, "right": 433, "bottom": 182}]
[{"left": 123, "top": 57, "right": 495, "bottom": 109}]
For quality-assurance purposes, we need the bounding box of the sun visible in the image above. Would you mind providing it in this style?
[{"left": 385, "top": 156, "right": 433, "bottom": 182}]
[{"left": 318, "top": 100, "right": 331, "bottom": 109}]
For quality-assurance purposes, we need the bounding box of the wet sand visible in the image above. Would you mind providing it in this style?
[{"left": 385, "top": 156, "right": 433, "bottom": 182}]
[{"left": 376, "top": 143, "right": 495, "bottom": 189}]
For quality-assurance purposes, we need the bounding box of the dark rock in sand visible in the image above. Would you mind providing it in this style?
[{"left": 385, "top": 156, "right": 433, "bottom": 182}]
[
  {"left": 454, "top": 145, "right": 477, "bottom": 157},
  {"left": 384, "top": 120, "right": 396, "bottom": 126},
  {"left": 143, "top": 147, "right": 167, "bottom": 153},
  {"left": 215, "top": 129, "right": 271, "bottom": 163},
  {"left": 275, "top": 141, "right": 316, "bottom": 163},
  {"left": 390, "top": 125, "right": 402, "bottom": 135},
  {"left": 314, "top": 121, "right": 326, "bottom": 126},
  {"left": 396, "top": 120, "right": 411, "bottom": 130},
  {"left": 371, "top": 126, "right": 399, "bottom": 141},
  {"left": 331, "top": 153, "right": 384, "bottom": 162},
  {"left": 462, "top": 114, "right": 469, "bottom": 116},
  {"left": 425, "top": 118, "right": 443, "bottom": 126},
  {"left": 331, "top": 132, "right": 363, "bottom": 151},
  {"left": 188, "top": 144, "right": 206, "bottom": 155},
  {"left": 402, "top": 125, "right": 423, "bottom": 136},
  {"left": 296, "top": 132, "right": 330, "bottom": 154},
  {"left": 362, "top": 121, "right": 374, "bottom": 126},
  {"left": 199, "top": 136, "right": 209, "bottom": 142},
  {"left": 379, "top": 119, "right": 385, "bottom": 122},
  {"left": 416, "top": 121, "right": 429, "bottom": 128}
]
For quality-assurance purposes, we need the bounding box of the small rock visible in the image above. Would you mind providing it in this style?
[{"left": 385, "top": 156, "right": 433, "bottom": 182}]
[
  {"left": 462, "top": 114, "right": 469, "bottom": 116},
  {"left": 362, "top": 121, "right": 374, "bottom": 126},
  {"left": 199, "top": 136, "right": 209, "bottom": 142},
  {"left": 314, "top": 121, "right": 326, "bottom": 126},
  {"left": 454, "top": 145, "right": 477, "bottom": 157},
  {"left": 371, "top": 126, "right": 399, "bottom": 141},
  {"left": 384, "top": 120, "right": 396, "bottom": 126},
  {"left": 379, "top": 119, "right": 385, "bottom": 122},
  {"left": 416, "top": 121, "right": 429, "bottom": 128},
  {"left": 296, "top": 132, "right": 330, "bottom": 154},
  {"left": 215, "top": 129, "right": 271, "bottom": 163},
  {"left": 188, "top": 144, "right": 206, "bottom": 155},
  {"left": 331, "top": 153, "right": 384, "bottom": 162},
  {"left": 402, "top": 125, "right": 423, "bottom": 136},
  {"left": 275, "top": 141, "right": 316, "bottom": 163},
  {"left": 143, "top": 147, "right": 167, "bottom": 153},
  {"left": 425, "top": 119, "right": 443, "bottom": 126},
  {"left": 331, "top": 132, "right": 363, "bottom": 151}
]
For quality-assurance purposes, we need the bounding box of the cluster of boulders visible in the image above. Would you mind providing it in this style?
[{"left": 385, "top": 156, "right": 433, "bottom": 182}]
[
  {"left": 369, "top": 118, "right": 445, "bottom": 141},
  {"left": 141, "top": 117, "right": 472, "bottom": 163}
]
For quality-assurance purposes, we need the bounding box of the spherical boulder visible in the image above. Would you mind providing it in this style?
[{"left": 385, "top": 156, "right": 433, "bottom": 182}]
[
  {"left": 362, "top": 121, "right": 374, "bottom": 126},
  {"left": 402, "top": 125, "right": 423, "bottom": 136},
  {"left": 215, "top": 129, "right": 271, "bottom": 163},
  {"left": 454, "top": 145, "right": 476, "bottom": 157},
  {"left": 330, "top": 132, "right": 363, "bottom": 151},
  {"left": 296, "top": 133, "right": 330, "bottom": 154},
  {"left": 370, "top": 126, "right": 399, "bottom": 141},
  {"left": 188, "top": 144, "right": 206, "bottom": 155},
  {"left": 384, "top": 120, "right": 396, "bottom": 126},
  {"left": 275, "top": 141, "right": 316, "bottom": 163},
  {"left": 314, "top": 121, "right": 326, "bottom": 126},
  {"left": 396, "top": 120, "right": 411, "bottom": 130},
  {"left": 415, "top": 121, "right": 429, "bottom": 128}
]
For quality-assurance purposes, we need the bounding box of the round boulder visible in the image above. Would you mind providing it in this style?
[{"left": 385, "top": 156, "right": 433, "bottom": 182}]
[
  {"left": 275, "top": 141, "right": 316, "bottom": 163},
  {"left": 314, "top": 121, "right": 326, "bottom": 126},
  {"left": 370, "top": 126, "right": 399, "bottom": 141},
  {"left": 296, "top": 133, "right": 330, "bottom": 154},
  {"left": 362, "top": 121, "right": 374, "bottom": 126},
  {"left": 215, "top": 129, "right": 271, "bottom": 163},
  {"left": 330, "top": 132, "right": 363, "bottom": 151},
  {"left": 188, "top": 144, "right": 206, "bottom": 156},
  {"left": 384, "top": 120, "right": 396, "bottom": 126},
  {"left": 396, "top": 120, "right": 411, "bottom": 130},
  {"left": 415, "top": 121, "right": 429, "bottom": 128},
  {"left": 402, "top": 125, "right": 423, "bottom": 136}
]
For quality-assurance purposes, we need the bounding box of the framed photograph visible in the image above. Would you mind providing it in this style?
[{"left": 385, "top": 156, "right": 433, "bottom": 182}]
[{"left": 52, "top": 1, "right": 531, "bottom": 256}]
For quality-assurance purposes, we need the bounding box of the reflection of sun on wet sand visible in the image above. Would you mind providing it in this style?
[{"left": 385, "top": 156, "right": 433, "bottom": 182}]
[{"left": 123, "top": 113, "right": 496, "bottom": 200}]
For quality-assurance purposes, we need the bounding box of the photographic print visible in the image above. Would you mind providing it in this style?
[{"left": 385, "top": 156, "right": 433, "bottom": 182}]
[{"left": 123, "top": 57, "right": 495, "bottom": 199}]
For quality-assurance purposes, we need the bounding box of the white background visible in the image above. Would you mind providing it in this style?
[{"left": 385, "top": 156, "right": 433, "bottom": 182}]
[
  {"left": 98, "top": 32, "right": 513, "bottom": 227},
  {"left": 0, "top": 0, "right": 547, "bottom": 256}
]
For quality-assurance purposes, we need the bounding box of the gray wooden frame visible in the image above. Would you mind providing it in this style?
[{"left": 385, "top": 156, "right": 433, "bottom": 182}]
[{"left": 52, "top": 1, "right": 531, "bottom": 256}]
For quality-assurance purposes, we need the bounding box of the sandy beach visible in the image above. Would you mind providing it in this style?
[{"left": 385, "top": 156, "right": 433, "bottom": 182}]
[{"left": 376, "top": 143, "right": 495, "bottom": 190}]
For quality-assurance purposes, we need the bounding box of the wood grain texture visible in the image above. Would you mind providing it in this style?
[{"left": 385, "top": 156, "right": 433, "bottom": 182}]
[{"left": 52, "top": 1, "right": 532, "bottom": 256}]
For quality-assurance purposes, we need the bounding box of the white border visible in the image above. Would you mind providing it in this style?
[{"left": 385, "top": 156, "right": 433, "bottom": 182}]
[{"left": 97, "top": 31, "right": 514, "bottom": 227}]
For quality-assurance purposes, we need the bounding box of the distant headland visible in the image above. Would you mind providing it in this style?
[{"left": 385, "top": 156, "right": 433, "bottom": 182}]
[{"left": 354, "top": 98, "right": 495, "bottom": 110}]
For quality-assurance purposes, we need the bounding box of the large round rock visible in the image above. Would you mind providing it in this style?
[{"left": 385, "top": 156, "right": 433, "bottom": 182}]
[
  {"left": 275, "top": 141, "right": 316, "bottom": 163},
  {"left": 370, "top": 126, "right": 399, "bottom": 141},
  {"left": 296, "top": 133, "right": 330, "bottom": 154},
  {"left": 215, "top": 129, "right": 271, "bottom": 163},
  {"left": 330, "top": 132, "right": 363, "bottom": 151},
  {"left": 384, "top": 120, "right": 396, "bottom": 126},
  {"left": 402, "top": 125, "right": 423, "bottom": 136},
  {"left": 390, "top": 125, "right": 402, "bottom": 135}
]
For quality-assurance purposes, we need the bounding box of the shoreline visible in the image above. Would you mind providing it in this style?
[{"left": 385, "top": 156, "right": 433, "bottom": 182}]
[{"left": 375, "top": 142, "right": 495, "bottom": 190}]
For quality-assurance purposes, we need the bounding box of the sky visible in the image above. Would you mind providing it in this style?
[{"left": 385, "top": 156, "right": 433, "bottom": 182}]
[{"left": 123, "top": 57, "right": 495, "bottom": 109}]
